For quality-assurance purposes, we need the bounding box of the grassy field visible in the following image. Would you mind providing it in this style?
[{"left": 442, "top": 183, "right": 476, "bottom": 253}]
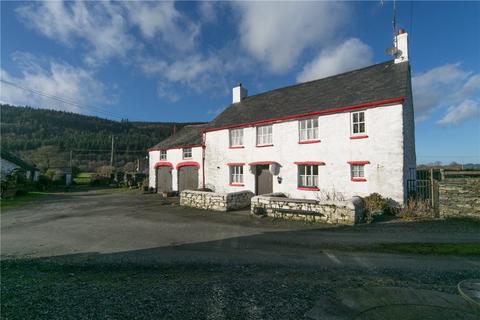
[{"left": 0, "top": 192, "right": 47, "bottom": 212}]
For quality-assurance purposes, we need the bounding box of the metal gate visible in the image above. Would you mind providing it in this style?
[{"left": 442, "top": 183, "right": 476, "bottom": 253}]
[{"left": 407, "top": 168, "right": 439, "bottom": 212}]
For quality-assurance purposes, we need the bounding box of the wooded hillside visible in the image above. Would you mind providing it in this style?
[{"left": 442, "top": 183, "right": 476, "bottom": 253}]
[{"left": 0, "top": 104, "right": 199, "bottom": 172}]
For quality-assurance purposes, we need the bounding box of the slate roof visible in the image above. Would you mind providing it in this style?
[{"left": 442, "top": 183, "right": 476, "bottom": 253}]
[
  {"left": 150, "top": 123, "right": 208, "bottom": 150},
  {"left": 208, "top": 60, "right": 410, "bottom": 128},
  {"left": 1, "top": 149, "right": 37, "bottom": 171}
]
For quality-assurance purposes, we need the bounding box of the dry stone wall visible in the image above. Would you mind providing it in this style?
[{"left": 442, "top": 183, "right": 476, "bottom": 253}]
[
  {"left": 180, "top": 190, "right": 254, "bottom": 212},
  {"left": 251, "top": 195, "right": 364, "bottom": 225},
  {"left": 438, "top": 178, "right": 480, "bottom": 219}
]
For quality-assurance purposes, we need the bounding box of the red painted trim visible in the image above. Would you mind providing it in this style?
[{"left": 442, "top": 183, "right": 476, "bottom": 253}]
[
  {"left": 229, "top": 183, "right": 245, "bottom": 187},
  {"left": 347, "top": 161, "right": 370, "bottom": 165},
  {"left": 351, "top": 178, "right": 367, "bottom": 182},
  {"left": 154, "top": 161, "right": 174, "bottom": 169},
  {"left": 249, "top": 161, "right": 277, "bottom": 166},
  {"left": 227, "top": 163, "right": 245, "bottom": 166},
  {"left": 203, "top": 97, "right": 405, "bottom": 133},
  {"left": 350, "top": 135, "right": 369, "bottom": 140},
  {"left": 176, "top": 161, "right": 201, "bottom": 170},
  {"left": 297, "top": 187, "right": 320, "bottom": 191},
  {"left": 294, "top": 161, "right": 325, "bottom": 166},
  {"left": 148, "top": 144, "right": 202, "bottom": 152},
  {"left": 298, "top": 139, "right": 321, "bottom": 144},
  {"left": 229, "top": 146, "right": 245, "bottom": 149},
  {"left": 256, "top": 144, "right": 273, "bottom": 148}
]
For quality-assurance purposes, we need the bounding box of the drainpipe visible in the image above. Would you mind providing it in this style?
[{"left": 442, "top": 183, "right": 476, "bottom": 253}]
[{"left": 201, "top": 130, "right": 206, "bottom": 190}]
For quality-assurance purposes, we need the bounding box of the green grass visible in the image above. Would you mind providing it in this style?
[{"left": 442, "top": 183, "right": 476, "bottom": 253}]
[
  {"left": 0, "top": 192, "right": 47, "bottom": 212},
  {"left": 373, "top": 243, "right": 480, "bottom": 256}
]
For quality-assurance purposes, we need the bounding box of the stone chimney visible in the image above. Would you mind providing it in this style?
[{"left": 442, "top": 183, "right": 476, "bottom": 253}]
[
  {"left": 232, "top": 83, "right": 247, "bottom": 103},
  {"left": 394, "top": 28, "right": 408, "bottom": 64}
]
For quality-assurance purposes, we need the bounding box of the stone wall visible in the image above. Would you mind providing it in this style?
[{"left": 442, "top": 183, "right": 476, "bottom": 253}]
[
  {"left": 180, "top": 190, "right": 254, "bottom": 212},
  {"left": 438, "top": 178, "right": 480, "bottom": 219},
  {"left": 250, "top": 194, "right": 364, "bottom": 225}
]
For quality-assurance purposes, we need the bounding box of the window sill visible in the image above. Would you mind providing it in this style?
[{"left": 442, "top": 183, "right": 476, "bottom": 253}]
[
  {"left": 298, "top": 139, "right": 321, "bottom": 144},
  {"left": 229, "top": 146, "right": 245, "bottom": 149},
  {"left": 351, "top": 178, "right": 367, "bottom": 182},
  {"left": 229, "top": 183, "right": 245, "bottom": 187},
  {"left": 297, "top": 187, "right": 320, "bottom": 191},
  {"left": 256, "top": 144, "right": 274, "bottom": 148},
  {"left": 350, "top": 135, "right": 368, "bottom": 140},
  {"left": 183, "top": 157, "right": 193, "bottom": 160}
]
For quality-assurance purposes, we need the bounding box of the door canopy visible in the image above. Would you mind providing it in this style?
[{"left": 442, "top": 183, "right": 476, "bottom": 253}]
[{"left": 248, "top": 161, "right": 280, "bottom": 175}]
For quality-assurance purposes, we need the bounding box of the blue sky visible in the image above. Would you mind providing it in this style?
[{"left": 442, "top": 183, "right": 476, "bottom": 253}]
[{"left": 1, "top": 1, "right": 479, "bottom": 164}]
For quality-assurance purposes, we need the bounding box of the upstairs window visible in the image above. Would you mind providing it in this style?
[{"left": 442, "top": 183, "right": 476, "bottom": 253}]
[
  {"left": 351, "top": 111, "right": 366, "bottom": 135},
  {"left": 229, "top": 128, "right": 244, "bottom": 147},
  {"left": 182, "top": 148, "right": 192, "bottom": 159},
  {"left": 160, "top": 150, "right": 167, "bottom": 160},
  {"left": 298, "top": 165, "right": 319, "bottom": 188},
  {"left": 299, "top": 118, "right": 319, "bottom": 141},
  {"left": 256, "top": 125, "right": 273, "bottom": 145},
  {"left": 351, "top": 164, "right": 365, "bottom": 179},
  {"left": 230, "top": 165, "right": 244, "bottom": 184}
]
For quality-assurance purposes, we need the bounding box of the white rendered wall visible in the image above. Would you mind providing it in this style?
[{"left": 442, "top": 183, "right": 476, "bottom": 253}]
[
  {"left": 204, "top": 104, "right": 408, "bottom": 204},
  {"left": 148, "top": 147, "right": 203, "bottom": 191}
]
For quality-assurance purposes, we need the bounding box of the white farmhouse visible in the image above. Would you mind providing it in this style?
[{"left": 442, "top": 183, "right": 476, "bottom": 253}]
[{"left": 149, "top": 30, "right": 415, "bottom": 205}]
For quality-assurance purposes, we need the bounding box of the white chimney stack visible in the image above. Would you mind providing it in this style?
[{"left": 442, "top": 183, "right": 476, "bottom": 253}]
[
  {"left": 394, "top": 28, "right": 408, "bottom": 64},
  {"left": 232, "top": 83, "right": 247, "bottom": 103}
]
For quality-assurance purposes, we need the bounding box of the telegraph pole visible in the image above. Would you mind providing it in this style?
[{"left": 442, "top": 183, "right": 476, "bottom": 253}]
[{"left": 110, "top": 135, "right": 115, "bottom": 166}]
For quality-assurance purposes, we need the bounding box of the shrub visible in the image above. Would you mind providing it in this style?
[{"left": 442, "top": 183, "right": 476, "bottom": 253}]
[
  {"left": 362, "top": 193, "right": 390, "bottom": 223},
  {"left": 395, "top": 198, "right": 432, "bottom": 219}
]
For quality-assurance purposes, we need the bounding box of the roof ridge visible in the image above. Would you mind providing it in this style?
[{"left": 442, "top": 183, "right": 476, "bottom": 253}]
[{"left": 242, "top": 60, "right": 395, "bottom": 102}]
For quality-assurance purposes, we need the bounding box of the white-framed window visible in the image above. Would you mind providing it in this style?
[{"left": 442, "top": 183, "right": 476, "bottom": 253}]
[
  {"left": 256, "top": 125, "right": 273, "bottom": 145},
  {"left": 351, "top": 111, "right": 366, "bottom": 135},
  {"left": 160, "top": 150, "right": 167, "bottom": 160},
  {"left": 229, "top": 128, "right": 244, "bottom": 147},
  {"left": 230, "top": 165, "right": 244, "bottom": 184},
  {"left": 351, "top": 164, "right": 365, "bottom": 179},
  {"left": 298, "top": 165, "right": 319, "bottom": 188},
  {"left": 182, "top": 148, "right": 192, "bottom": 159},
  {"left": 299, "top": 118, "right": 319, "bottom": 141}
]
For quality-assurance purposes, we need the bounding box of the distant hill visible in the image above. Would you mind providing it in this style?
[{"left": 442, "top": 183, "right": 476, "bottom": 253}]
[{"left": 0, "top": 104, "right": 201, "bottom": 172}]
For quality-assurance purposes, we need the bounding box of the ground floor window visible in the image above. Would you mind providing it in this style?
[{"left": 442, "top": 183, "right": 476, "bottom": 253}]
[
  {"left": 230, "top": 165, "right": 244, "bottom": 184},
  {"left": 298, "top": 165, "right": 318, "bottom": 188}
]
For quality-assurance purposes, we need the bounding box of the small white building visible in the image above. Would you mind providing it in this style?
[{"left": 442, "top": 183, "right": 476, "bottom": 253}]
[
  {"left": 150, "top": 30, "right": 416, "bottom": 204},
  {"left": 148, "top": 124, "right": 208, "bottom": 193}
]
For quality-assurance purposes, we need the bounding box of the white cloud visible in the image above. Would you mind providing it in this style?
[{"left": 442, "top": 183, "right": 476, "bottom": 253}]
[
  {"left": 235, "top": 2, "right": 349, "bottom": 73},
  {"left": 412, "top": 63, "right": 480, "bottom": 122},
  {"left": 437, "top": 100, "right": 480, "bottom": 126},
  {"left": 296, "top": 38, "right": 373, "bottom": 83},
  {"left": 16, "top": 1, "right": 134, "bottom": 65},
  {"left": 198, "top": 1, "right": 217, "bottom": 24},
  {"left": 124, "top": 2, "right": 199, "bottom": 51},
  {"left": 1, "top": 54, "right": 109, "bottom": 113}
]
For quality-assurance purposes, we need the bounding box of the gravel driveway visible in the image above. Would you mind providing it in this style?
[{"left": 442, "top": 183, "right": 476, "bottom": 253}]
[{"left": 2, "top": 189, "right": 479, "bottom": 271}]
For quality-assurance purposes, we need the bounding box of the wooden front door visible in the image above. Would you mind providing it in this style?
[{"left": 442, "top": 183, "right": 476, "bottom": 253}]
[
  {"left": 178, "top": 166, "right": 199, "bottom": 192},
  {"left": 255, "top": 165, "right": 273, "bottom": 195},
  {"left": 156, "top": 167, "right": 172, "bottom": 193}
]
